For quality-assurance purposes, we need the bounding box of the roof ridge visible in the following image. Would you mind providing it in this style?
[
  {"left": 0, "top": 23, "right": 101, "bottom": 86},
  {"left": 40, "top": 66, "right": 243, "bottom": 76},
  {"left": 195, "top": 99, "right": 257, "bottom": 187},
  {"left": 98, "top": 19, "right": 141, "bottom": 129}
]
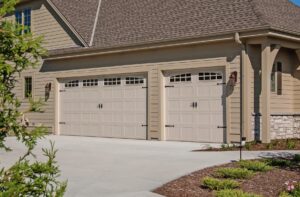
[
  {"left": 89, "top": 0, "right": 102, "bottom": 46},
  {"left": 248, "top": 0, "right": 270, "bottom": 28}
]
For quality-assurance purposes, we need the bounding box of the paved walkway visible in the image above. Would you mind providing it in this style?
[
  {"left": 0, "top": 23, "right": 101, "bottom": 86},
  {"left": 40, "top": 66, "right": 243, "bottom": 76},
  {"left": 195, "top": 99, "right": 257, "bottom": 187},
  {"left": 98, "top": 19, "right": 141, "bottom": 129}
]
[{"left": 0, "top": 136, "right": 298, "bottom": 197}]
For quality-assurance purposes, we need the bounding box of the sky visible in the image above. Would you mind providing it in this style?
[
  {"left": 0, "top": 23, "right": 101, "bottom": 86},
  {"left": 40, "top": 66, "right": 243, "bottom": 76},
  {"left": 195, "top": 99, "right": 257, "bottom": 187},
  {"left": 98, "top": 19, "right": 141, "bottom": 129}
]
[{"left": 291, "top": 0, "right": 300, "bottom": 6}]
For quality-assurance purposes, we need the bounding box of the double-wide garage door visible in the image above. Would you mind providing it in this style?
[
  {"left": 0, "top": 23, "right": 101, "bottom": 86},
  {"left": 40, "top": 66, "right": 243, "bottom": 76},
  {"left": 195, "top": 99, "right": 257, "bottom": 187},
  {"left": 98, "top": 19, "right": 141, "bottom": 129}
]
[
  {"left": 59, "top": 75, "right": 147, "bottom": 139},
  {"left": 165, "top": 69, "right": 225, "bottom": 143}
]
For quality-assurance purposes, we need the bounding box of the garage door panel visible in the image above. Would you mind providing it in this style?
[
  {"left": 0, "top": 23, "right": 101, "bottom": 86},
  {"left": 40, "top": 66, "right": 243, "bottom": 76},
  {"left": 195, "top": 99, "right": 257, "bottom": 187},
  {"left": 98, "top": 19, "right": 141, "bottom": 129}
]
[
  {"left": 165, "top": 69, "right": 225, "bottom": 143},
  {"left": 59, "top": 75, "right": 147, "bottom": 140}
]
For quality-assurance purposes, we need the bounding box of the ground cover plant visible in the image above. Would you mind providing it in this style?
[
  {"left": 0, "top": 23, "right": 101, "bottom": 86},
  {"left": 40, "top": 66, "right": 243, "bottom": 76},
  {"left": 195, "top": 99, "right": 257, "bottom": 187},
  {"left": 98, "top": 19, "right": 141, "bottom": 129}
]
[
  {"left": 215, "top": 168, "right": 254, "bottom": 179},
  {"left": 154, "top": 157, "right": 300, "bottom": 197},
  {"left": 202, "top": 177, "right": 239, "bottom": 190},
  {"left": 195, "top": 139, "right": 300, "bottom": 152}
]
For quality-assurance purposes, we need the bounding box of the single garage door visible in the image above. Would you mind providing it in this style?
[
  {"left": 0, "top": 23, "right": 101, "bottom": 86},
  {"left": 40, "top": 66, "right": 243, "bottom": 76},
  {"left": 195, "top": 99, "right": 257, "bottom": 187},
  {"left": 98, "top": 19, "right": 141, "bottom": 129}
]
[
  {"left": 165, "top": 69, "right": 225, "bottom": 143},
  {"left": 59, "top": 75, "right": 147, "bottom": 139}
]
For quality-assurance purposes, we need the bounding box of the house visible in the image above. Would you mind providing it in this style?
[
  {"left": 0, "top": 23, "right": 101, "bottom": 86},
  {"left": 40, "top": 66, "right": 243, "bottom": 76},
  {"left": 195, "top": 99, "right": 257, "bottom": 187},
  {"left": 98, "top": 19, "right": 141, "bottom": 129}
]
[{"left": 7, "top": 0, "right": 300, "bottom": 143}]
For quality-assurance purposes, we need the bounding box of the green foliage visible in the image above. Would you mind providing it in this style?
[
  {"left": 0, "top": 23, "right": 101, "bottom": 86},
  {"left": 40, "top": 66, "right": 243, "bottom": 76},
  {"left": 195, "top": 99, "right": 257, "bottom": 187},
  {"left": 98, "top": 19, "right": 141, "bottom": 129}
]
[
  {"left": 280, "top": 192, "right": 292, "bottom": 197},
  {"left": 239, "top": 160, "right": 272, "bottom": 172},
  {"left": 202, "top": 177, "right": 239, "bottom": 191},
  {"left": 280, "top": 183, "right": 300, "bottom": 197},
  {"left": 215, "top": 168, "right": 254, "bottom": 179},
  {"left": 0, "top": 0, "right": 19, "bottom": 16},
  {"left": 0, "top": 2, "right": 66, "bottom": 196},
  {"left": 0, "top": 142, "right": 67, "bottom": 196},
  {"left": 286, "top": 139, "right": 296, "bottom": 150},
  {"left": 266, "top": 158, "right": 292, "bottom": 167},
  {"left": 244, "top": 141, "right": 256, "bottom": 150},
  {"left": 216, "top": 189, "right": 262, "bottom": 197},
  {"left": 29, "top": 97, "right": 45, "bottom": 112},
  {"left": 293, "top": 154, "right": 300, "bottom": 163}
]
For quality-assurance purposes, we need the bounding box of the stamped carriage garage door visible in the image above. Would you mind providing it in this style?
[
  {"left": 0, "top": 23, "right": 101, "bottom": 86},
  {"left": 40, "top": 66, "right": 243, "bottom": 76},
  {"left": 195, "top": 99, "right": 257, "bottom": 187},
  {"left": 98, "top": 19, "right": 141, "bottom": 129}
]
[
  {"left": 59, "top": 76, "right": 147, "bottom": 140},
  {"left": 165, "top": 69, "right": 226, "bottom": 143}
]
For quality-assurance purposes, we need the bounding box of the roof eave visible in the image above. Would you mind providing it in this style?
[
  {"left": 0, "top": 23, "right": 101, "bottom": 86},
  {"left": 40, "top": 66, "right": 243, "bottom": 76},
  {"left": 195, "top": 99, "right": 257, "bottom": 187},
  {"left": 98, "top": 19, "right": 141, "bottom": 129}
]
[{"left": 44, "top": 28, "right": 300, "bottom": 61}]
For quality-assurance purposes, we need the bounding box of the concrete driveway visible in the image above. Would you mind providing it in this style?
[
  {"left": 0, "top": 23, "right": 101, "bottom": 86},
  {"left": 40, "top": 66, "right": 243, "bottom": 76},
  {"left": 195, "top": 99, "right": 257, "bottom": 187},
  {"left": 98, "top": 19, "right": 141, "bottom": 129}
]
[{"left": 0, "top": 136, "right": 298, "bottom": 197}]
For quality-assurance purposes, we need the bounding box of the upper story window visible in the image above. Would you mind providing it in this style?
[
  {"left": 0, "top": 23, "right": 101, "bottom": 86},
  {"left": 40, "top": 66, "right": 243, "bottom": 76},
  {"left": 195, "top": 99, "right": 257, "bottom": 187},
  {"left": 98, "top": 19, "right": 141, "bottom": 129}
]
[
  {"left": 24, "top": 76, "right": 32, "bottom": 98},
  {"left": 271, "top": 62, "right": 282, "bottom": 95},
  {"left": 24, "top": 8, "right": 31, "bottom": 34},
  {"left": 15, "top": 8, "right": 31, "bottom": 34}
]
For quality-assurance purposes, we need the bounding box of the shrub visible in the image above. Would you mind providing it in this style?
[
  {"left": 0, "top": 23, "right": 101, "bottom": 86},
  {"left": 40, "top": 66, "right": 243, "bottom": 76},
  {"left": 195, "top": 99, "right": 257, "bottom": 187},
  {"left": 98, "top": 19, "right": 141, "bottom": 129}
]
[
  {"left": 286, "top": 140, "right": 296, "bottom": 150},
  {"left": 266, "top": 158, "right": 292, "bottom": 167},
  {"left": 202, "top": 177, "right": 239, "bottom": 191},
  {"left": 215, "top": 168, "right": 254, "bottom": 179},
  {"left": 281, "top": 182, "right": 300, "bottom": 197},
  {"left": 216, "top": 189, "right": 262, "bottom": 197},
  {"left": 239, "top": 160, "right": 272, "bottom": 172},
  {"left": 293, "top": 154, "right": 300, "bottom": 163}
]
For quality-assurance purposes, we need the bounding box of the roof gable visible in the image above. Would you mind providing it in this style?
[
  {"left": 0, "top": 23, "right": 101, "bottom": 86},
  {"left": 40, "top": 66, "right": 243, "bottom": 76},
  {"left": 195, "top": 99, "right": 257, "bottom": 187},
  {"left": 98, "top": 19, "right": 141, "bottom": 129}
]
[
  {"left": 46, "top": 0, "right": 300, "bottom": 53},
  {"left": 50, "top": 0, "right": 99, "bottom": 45}
]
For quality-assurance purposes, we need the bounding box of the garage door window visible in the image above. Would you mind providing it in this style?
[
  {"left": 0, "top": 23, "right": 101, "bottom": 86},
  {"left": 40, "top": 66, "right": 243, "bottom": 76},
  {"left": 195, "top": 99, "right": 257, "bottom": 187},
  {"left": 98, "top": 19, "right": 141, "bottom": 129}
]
[
  {"left": 199, "top": 72, "right": 222, "bottom": 81},
  {"left": 125, "top": 77, "right": 144, "bottom": 85},
  {"left": 83, "top": 79, "right": 98, "bottom": 87},
  {"left": 65, "top": 80, "right": 79, "bottom": 88},
  {"left": 104, "top": 78, "right": 121, "bottom": 86},
  {"left": 170, "top": 73, "right": 191, "bottom": 83}
]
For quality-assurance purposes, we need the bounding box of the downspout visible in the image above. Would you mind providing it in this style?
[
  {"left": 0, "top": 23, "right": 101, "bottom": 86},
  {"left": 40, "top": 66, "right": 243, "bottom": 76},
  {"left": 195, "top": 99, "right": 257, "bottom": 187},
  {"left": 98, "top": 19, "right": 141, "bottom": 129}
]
[{"left": 234, "top": 32, "right": 246, "bottom": 143}]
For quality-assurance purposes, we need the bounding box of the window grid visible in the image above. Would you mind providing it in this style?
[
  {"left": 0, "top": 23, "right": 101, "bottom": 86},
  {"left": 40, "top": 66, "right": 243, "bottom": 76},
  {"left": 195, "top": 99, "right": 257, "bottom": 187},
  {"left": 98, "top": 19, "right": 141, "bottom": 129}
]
[
  {"left": 65, "top": 80, "right": 79, "bottom": 88},
  {"left": 170, "top": 73, "right": 191, "bottom": 83},
  {"left": 83, "top": 79, "right": 98, "bottom": 87},
  {"left": 15, "top": 10, "right": 22, "bottom": 35},
  {"left": 104, "top": 78, "right": 121, "bottom": 86},
  {"left": 24, "top": 8, "right": 31, "bottom": 33},
  {"left": 125, "top": 77, "right": 144, "bottom": 85},
  {"left": 24, "top": 77, "right": 32, "bottom": 98},
  {"left": 199, "top": 72, "right": 222, "bottom": 81}
]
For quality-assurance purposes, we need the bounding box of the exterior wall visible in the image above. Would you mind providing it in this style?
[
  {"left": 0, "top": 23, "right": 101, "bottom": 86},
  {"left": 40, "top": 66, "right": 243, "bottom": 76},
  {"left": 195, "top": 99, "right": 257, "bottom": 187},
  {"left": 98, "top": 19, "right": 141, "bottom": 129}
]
[
  {"left": 249, "top": 47, "right": 300, "bottom": 140},
  {"left": 252, "top": 115, "right": 300, "bottom": 140},
  {"left": 18, "top": 41, "right": 242, "bottom": 142},
  {"left": 7, "top": 0, "right": 81, "bottom": 50}
]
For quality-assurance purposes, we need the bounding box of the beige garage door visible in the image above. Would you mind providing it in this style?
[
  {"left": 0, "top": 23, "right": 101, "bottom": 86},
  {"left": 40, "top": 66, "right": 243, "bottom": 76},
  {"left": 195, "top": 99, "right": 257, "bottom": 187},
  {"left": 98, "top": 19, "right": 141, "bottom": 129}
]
[
  {"left": 165, "top": 69, "right": 225, "bottom": 143},
  {"left": 59, "top": 75, "right": 147, "bottom": 139}
]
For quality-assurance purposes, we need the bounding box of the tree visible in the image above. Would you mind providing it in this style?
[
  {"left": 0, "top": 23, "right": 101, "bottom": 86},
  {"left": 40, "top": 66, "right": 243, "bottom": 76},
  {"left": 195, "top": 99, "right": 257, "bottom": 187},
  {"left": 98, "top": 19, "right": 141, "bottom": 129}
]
[{"left": 0, "top": 0, "right": 67, "bottom": 196}]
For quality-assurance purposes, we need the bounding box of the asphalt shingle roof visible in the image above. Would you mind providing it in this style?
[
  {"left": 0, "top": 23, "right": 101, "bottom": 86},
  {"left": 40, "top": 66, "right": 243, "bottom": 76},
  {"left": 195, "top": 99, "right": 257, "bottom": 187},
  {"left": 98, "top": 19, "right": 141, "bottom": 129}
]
[{"left": 48, "top": 0, "right": 300, "bottom": 55}]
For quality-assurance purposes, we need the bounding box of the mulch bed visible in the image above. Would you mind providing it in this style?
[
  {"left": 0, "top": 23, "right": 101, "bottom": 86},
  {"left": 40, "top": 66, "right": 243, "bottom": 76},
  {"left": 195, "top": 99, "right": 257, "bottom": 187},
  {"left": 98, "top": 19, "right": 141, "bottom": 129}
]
[
  {"left": 193, "top": 139, "right": 300, "bottom": 152},
  {"left": 153, "top": 161, "right": 300, "bottom": 197}
]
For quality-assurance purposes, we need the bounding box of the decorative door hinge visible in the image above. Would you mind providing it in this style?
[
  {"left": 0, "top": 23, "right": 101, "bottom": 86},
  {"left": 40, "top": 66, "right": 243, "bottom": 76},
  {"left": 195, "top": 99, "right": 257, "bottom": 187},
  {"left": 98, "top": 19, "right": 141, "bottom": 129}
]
[
  {"left": 217, "top": 82, "right": 226, "bottom": 85},
  {"left": 165, "top": 85, "right": 175, "bottom": 88},
  {"left": 60, "top": 90, "right": 66, "bottom": 92},
  {"left": 142, "top": 124, "right": 148, "bottom": 127},
  {"left": 217, "top": 126, "right": 227, "bottom": 129},
  {"left": 59, "top": 122, "right": 66, "bottom": 125},
  {"left": 165, "top": 125, "right": 175, "bottom": 128}
]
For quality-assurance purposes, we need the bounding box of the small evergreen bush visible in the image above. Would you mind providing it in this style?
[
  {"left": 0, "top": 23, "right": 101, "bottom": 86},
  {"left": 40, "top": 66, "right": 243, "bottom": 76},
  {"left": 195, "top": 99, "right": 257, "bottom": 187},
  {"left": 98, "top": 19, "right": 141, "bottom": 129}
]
[{"left": 202, "top": 177, "right": 239, "bottom": 190}]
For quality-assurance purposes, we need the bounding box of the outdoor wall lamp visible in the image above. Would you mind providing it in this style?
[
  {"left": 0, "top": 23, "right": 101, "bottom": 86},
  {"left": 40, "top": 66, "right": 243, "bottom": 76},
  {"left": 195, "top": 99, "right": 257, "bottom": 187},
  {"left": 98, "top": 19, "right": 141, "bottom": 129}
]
[
  {"left": 229, "top": 71, "right": 238, "bottom": 86},
  {"left": 45, "top": 83, "right": 52, "bottom": 101}
]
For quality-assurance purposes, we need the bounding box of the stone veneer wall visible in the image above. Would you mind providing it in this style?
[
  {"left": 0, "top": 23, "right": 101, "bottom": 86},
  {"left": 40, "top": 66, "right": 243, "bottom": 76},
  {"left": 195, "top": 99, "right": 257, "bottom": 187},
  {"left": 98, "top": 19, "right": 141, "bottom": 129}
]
[{"left": 252, "top": 114, "right": 300, "bottom": 140}]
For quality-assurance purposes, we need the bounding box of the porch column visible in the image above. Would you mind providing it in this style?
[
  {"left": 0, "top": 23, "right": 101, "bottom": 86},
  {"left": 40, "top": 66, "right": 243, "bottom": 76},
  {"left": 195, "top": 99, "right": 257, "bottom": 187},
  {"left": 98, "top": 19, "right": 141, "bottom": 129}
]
[
  {"left": 261, "top": 43, "right": 280, "bottom": 143},
  {"left": 241, "top": 45, "right": 252, "bottom": 140}
]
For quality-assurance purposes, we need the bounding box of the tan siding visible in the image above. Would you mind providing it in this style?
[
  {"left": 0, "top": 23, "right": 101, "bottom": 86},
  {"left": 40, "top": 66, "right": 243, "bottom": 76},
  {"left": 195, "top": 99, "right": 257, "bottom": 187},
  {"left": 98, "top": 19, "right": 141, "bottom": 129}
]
[
  {"left": 8, "top": 0, "right": 81, "bottom": 50},
  {"left": 15, "top": 41, "right": 242, "bottom": 141}
]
